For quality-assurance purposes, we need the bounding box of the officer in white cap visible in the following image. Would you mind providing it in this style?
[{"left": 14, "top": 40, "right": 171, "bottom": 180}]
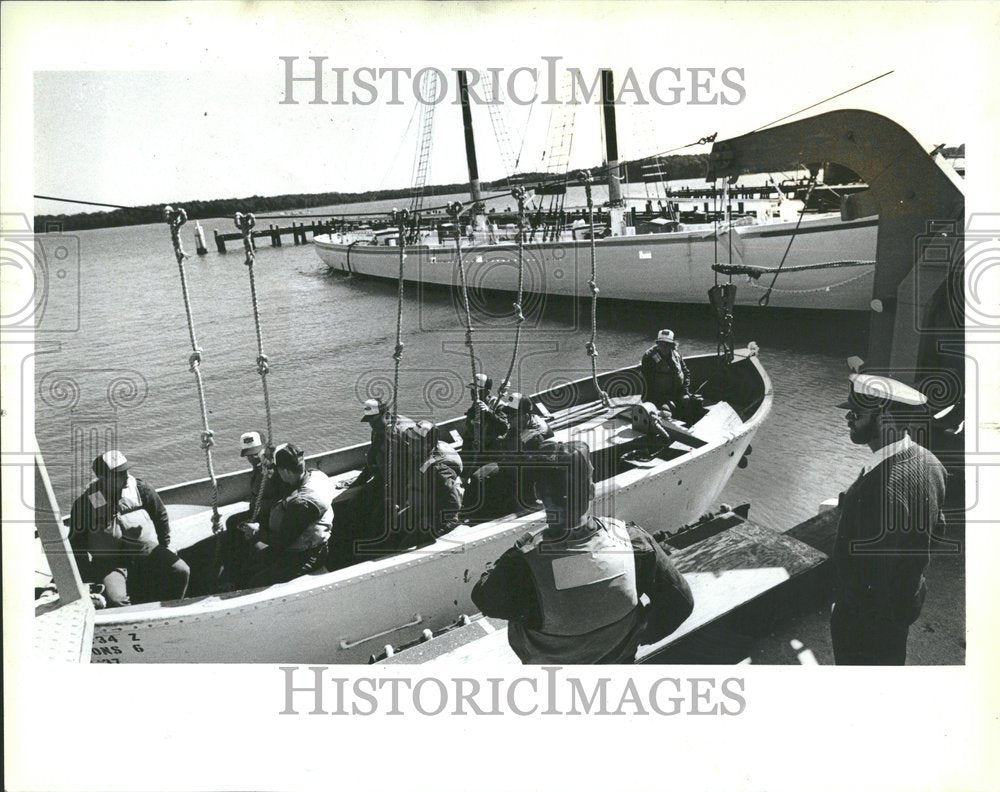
[
  {"left": 831, "top": 369, "right": 948, "bottom": 664},
  {"left": 68, "top": 450, "right": 190, "bottom": 607},
  {"left": 640, "top": 328, "right": 693, "bottom": 417}
]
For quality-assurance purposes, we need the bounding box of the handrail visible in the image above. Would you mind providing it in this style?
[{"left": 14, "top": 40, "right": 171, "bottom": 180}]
[{"left": 339, "top": 613, "right": 423, "bottom": 650}]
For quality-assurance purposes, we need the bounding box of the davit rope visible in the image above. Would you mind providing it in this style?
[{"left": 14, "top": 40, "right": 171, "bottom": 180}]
[
  {"left": 496, "top": 186, "right": 528, "bottom": 402},
  {"left": 447, "top": 201, "right": 480, "bottom": 406},
  {"left": 578, "top": 170, "right": 611, "bottom": 409},
  {"left": 235, "top": 211, "right": 276, "bottom": 522},
  {"left": 163, "top": 206, "right": 222, "bottom": 534},
  {"left": 384, "top": 208, "right": 410, "bottom": 516},
  {"left": 758, "top": 174, "right": 818, "bottom": 308}
]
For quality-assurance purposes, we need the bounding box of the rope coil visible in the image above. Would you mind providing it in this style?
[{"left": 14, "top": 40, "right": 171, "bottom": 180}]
[{"left": 164, "top": 205, "right": 222, "bottom": 534}]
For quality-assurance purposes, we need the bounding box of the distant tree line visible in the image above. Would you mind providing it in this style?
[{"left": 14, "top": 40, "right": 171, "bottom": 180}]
[{"left": 34, "top": 153, "right": 738, "bottom": 232}]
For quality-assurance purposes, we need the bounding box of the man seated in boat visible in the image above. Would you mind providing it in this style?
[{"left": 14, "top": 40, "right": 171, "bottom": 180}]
[
  {"left": 463, "top": 392, "right": 553, "bottom": 520},
  {"left": 225, "top": 431, "right": 266, "bottom": 533},
  {"left": 393, "top": 420, "right": 465, "bottom": 550},
  {"left": 461, "top": 373, "right": 509, "bottom": 466},
  {"left": 236, "top": 443, "right": 335, "bottom": 587},
  {"left": 222, "top": 431, "right": 291, "bottom": 587},
  {"left": 68, "top": 450, "right": 190, "bottom": 607},
  {"left": 471, "top": 440, "right": 695, "bottom": 664},
  {"left": 347, "top": 398, "right": 414, "bottom": 535},
  {"left": 640, "top": 328, "right": 698, "bottom": 419}
]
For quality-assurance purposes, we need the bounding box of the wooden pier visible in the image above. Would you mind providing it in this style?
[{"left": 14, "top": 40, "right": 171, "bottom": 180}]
[{"left": 212, "top": 220, "right": 337, "bottom": 253}]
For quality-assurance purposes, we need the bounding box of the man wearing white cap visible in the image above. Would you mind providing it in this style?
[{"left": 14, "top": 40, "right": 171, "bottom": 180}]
[
  {"left": 831, "top": 370, "right": 948, "bottom": 664},
  {"left": 225, "top": 431, "right": 267, "bottom": 531},
  {"left": 640, "top": 329, "right": 692, "bottom": 416},
  {"left": 69, "top": 450, "right": 190, "bottom": 607}
]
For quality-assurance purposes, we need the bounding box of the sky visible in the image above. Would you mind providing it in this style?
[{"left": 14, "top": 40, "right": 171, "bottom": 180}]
[{"left": 21, "top": 2, "right": 998, "bottom": 216}]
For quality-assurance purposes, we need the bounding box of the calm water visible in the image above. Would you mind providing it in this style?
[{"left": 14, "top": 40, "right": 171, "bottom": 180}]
[{"left": 36, "top": 211, "right": 870, "bottom": 531}]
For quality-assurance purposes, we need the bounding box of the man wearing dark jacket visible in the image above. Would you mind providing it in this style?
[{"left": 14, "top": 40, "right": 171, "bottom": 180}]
[
  {"left": 69, "top": 450, "right": 190, "bottom": 607},
  {"left": 832, "top": 371, "right": 948, "bottom": 665},
  {"left": 240, "top": 443, "right": 335, "bottom": 586},
  {"left": 464, "top": 392, "right": 552, "bottom": 520},
  {"left": 472, "top": 440, "right": 694, "bottom": 664}
]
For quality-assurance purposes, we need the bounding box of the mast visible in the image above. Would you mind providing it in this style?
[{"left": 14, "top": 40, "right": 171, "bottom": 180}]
[
  {"left": 457, "top": 70, "right": 486, "bottom": 231},
  {"left": 600, "top": 69, "right": 627, "bottom": 235}
]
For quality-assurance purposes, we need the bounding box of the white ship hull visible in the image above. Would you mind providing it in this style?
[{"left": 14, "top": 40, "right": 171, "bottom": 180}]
[
  {"left": 314, "top": 215, "right": 878, "bottom": 310},
  {"left": 84, "top": 353, "right": 771, "bottom": 664}
]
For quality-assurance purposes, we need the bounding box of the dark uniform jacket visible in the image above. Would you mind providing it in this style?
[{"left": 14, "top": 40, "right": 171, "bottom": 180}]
[
  {"left": 404, "top": 441, "right": 465, "bottom": 539},
  {"left": 499, "top": 414, "right": 552, "bottom": 453},
  {"left": 472, "top": 518, "right": 694, "bottom": 663},
  {"left": 463, "top": 400, "right": 509, "bottom": 453},
  {"left": 833, "top": 442, "right": 946, "bottom": 626},
  {"left": 640, "top": 345, "right": 690, "bottom": 407}
]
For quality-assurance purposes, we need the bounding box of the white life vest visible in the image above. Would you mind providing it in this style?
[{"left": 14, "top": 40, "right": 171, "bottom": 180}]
[
  {"left": 508, "top": 517, "right": 642, "bottom": 664},
  {"left": 270, "top": 470, "right": 335, "bottom": 552},
  {"left": 85, "top": 475, "right": 158, "bottom": 553}
]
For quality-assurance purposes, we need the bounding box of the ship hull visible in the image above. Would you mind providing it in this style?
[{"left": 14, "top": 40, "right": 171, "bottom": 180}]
[{"left": 315, "top": 216, "right": 878, "bottom": 310}]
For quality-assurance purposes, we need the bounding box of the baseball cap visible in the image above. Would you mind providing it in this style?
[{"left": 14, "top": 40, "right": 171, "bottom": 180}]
[
  {"left": 92, "top": 450, "right": 128, "bottom": 476},
  {"left": 361, "top": 398, "right": 384, "bottom": 422},
  {"left": 240, "top": 431, "right": 263, "bottom": 457},
  {"left": 657, "top": 328, "right": 676, "bottom": 344},
  {"left": 273, "top": 442, "right": 305, "bottom": 471},
  {"left": 467, "top": 373, "right": 492, "bottom": 391},
  {"left": 836, "top": 372, "right": 929, "bottom": 412}
]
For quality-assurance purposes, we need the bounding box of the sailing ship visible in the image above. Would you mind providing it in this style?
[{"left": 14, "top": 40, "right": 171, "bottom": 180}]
[{"left": 314, "top": 69, "right": 879, "bottom": 310}]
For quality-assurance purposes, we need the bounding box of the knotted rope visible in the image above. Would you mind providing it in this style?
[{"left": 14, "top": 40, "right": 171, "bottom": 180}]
[
  {"left": 235, "top": 211, "right": 275, "bottom": 522},
  {"left": 496, "top": 186, "right": 527, "bottom": 402},
  {"left": 448, "top": 201, "right": 479, "bottom": 406},
  {"left": 386, "top": 208, "right": 409, "bottom": 517},
  {"left": 578, "top": 172, "right": 610, "bottom": 408},
  {"left": 164, "top": 206, "right": 221, "bottom": 534}
]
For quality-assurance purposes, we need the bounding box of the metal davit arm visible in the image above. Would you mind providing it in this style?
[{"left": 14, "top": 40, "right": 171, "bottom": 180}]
[{"left": 707, "top": 109, "right": 965, "bottom": 373}]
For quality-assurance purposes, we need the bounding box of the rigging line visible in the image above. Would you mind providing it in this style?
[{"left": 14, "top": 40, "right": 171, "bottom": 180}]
[
  {"left": 163, "top": 206, "right": 222, "bottom": 535},
  {"left": 377, "top": 97, "right": 422, "bottom": 194},
  {"left": 34, "top": 195, "right": 144, "bottom": 211},
  {"left": 387, "top": 210, "right": 409, "bottom": 517},
  {"left": 448, "top": 201, "right": 479, "bottom": 405},
  {"left": 235, "top": 212, "right": 275, "bottom": 523},
  {"left": 497, "top": 188, "right": 528, "bottom": 401},
  {"left": 579, "top": 171, "right": 610, "bottom": 409},
  {"left": 757, "top": 174, "right": 818, "bottom": 308},
  {"left": 750, "top": 70, "right": 895, "bottom": 133}
]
